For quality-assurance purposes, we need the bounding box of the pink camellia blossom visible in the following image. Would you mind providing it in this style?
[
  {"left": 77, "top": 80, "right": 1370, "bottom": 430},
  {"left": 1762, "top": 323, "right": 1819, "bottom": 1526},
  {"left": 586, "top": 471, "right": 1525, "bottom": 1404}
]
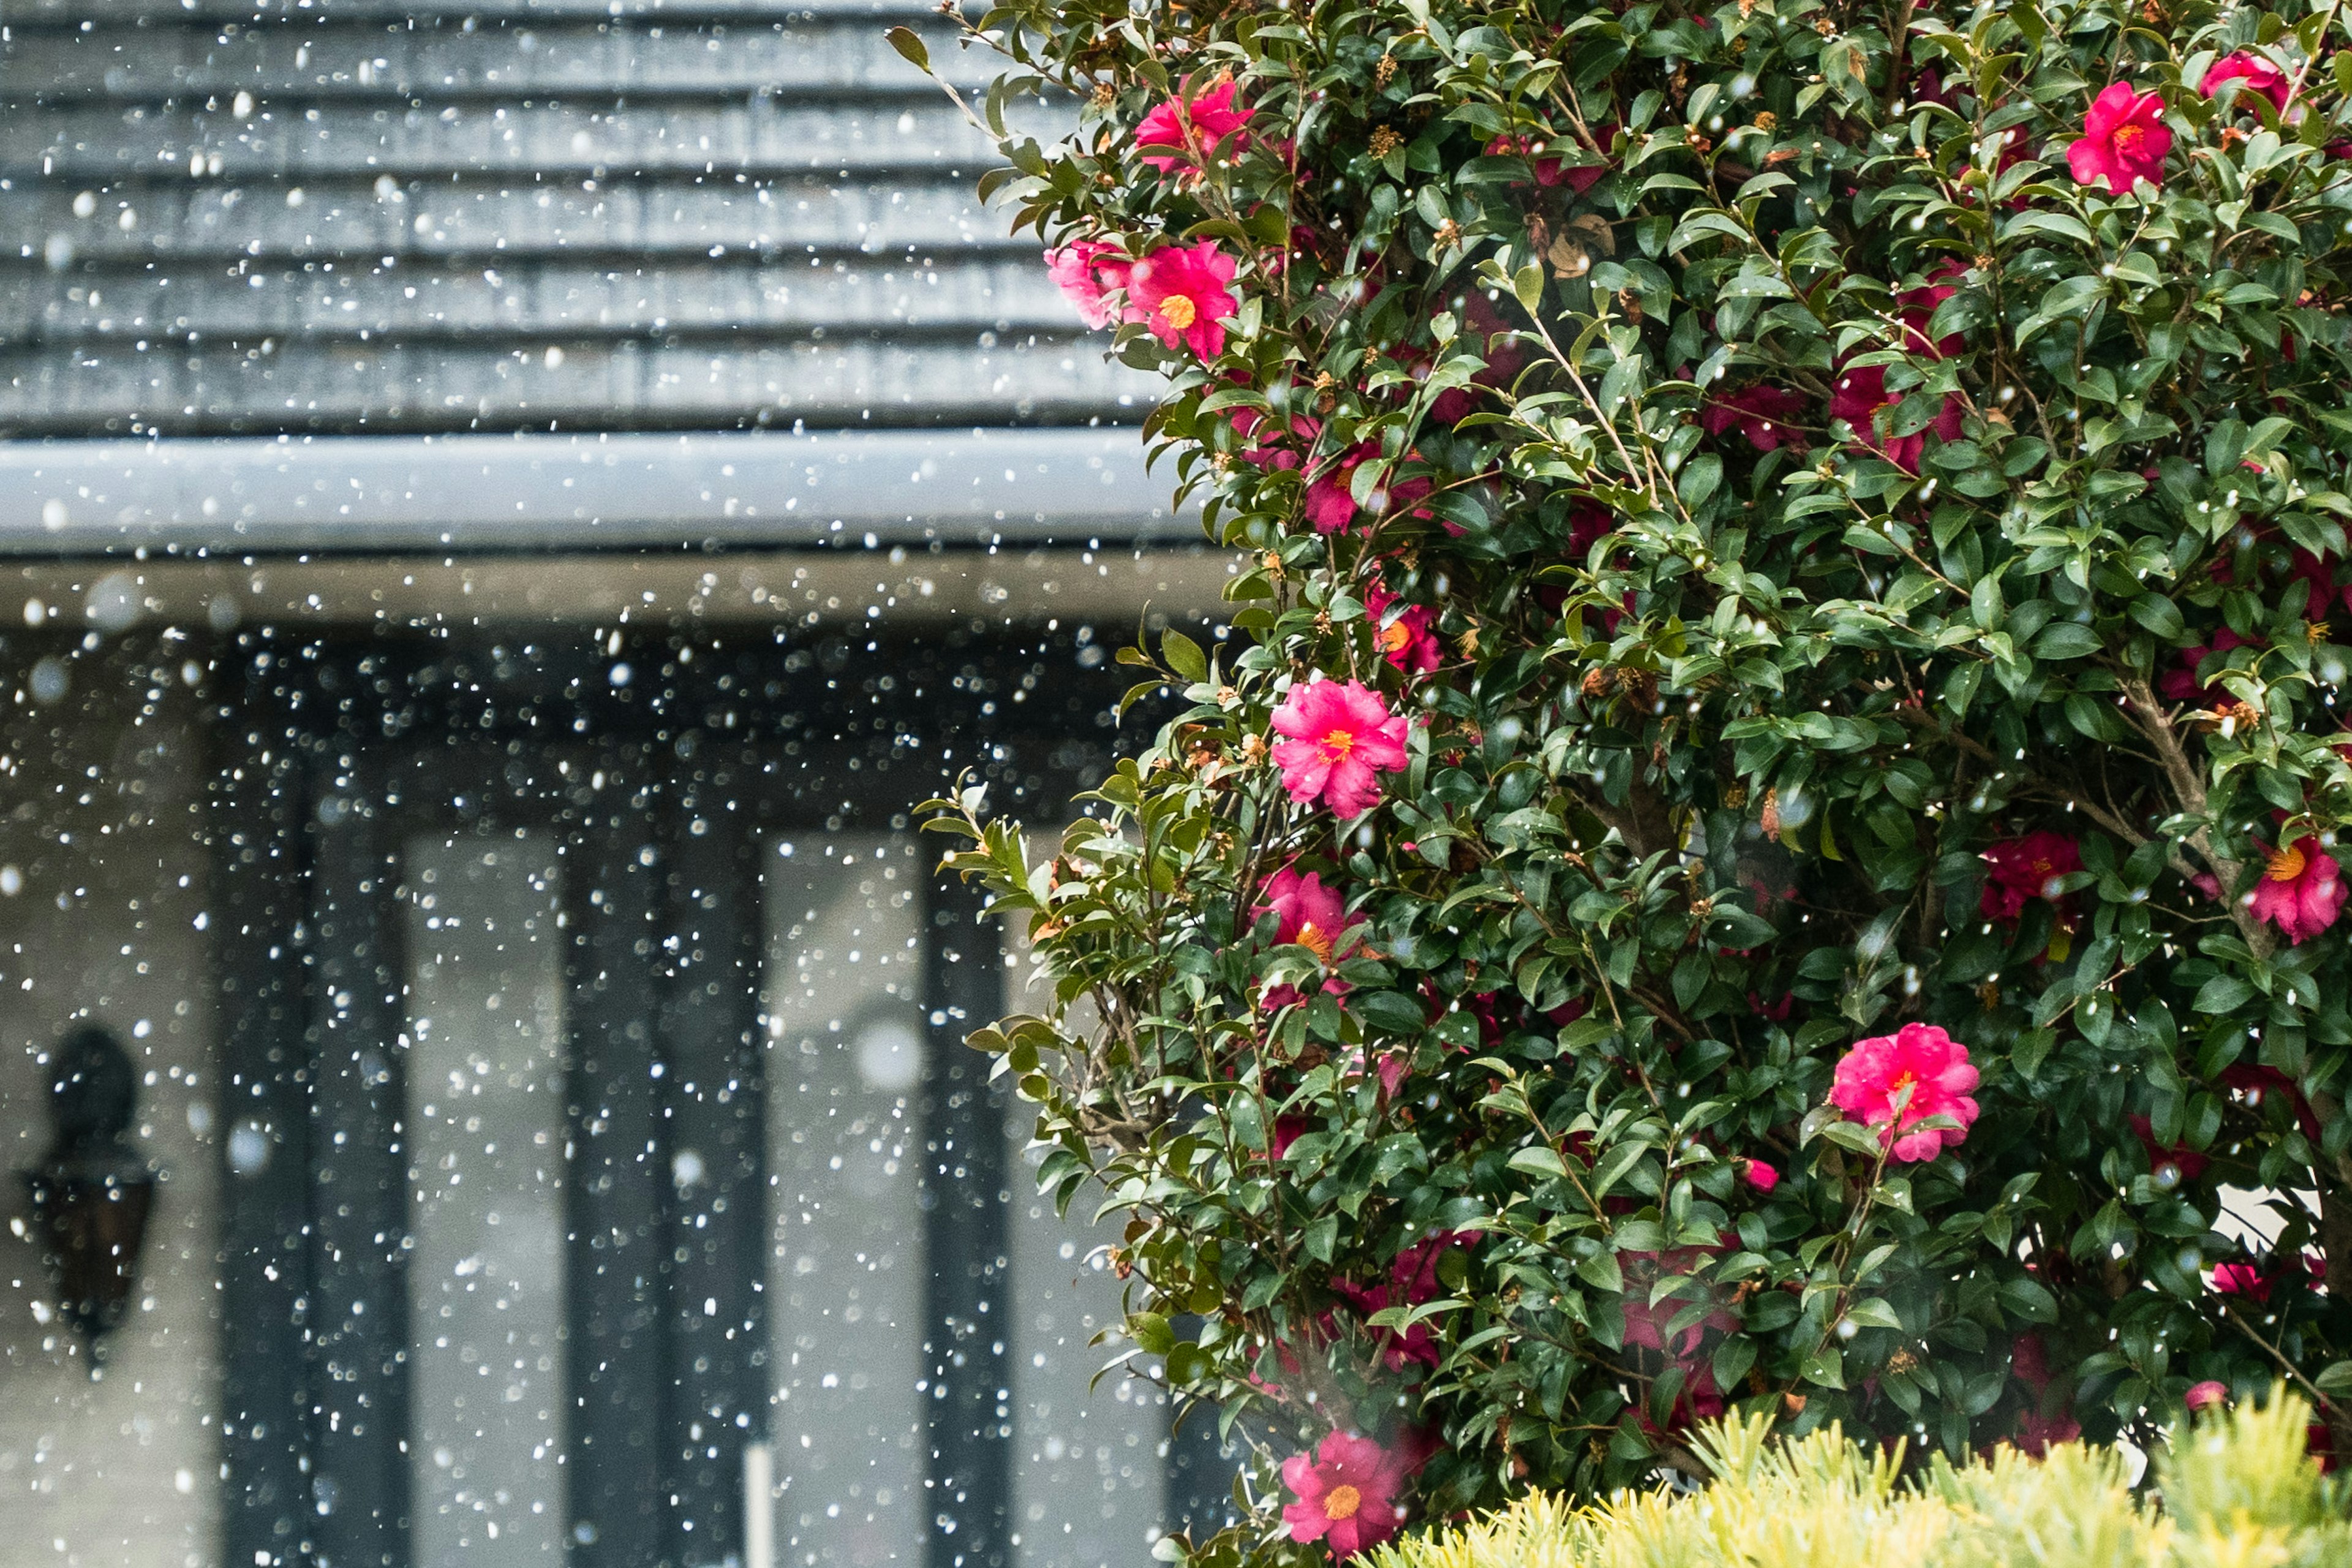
[
  {"left": 1270, "top": 679, "right": 1410, "bottom": 818},
  {"left": 2248, "top": 834, "right": 2346, "bottom": 944},
  {"left": 1333, "top": 1231, "right": 1473, "bottom": 1371},
  {"left": 2005, "top": 1331, "right": 2082, "bottom": 1453},
  {"left": 1979, "top": 830, "right": 2084, "bottom": 924},
  {"left": 1618, "top": 1247, "right": 1736, "bottom": 1430},
  {"left": 1256, "top": 865, "right": 1355, "bottom": 1011},
  {"left": 2186, "top": 1380, "right": 2231, "bottom": 1413},
  {"left": 2127, "top": 1114, "right": 2211, "bottom": 1185},
  {"left": 1271, "top": 1115, "right": 1310, "bottom": 1160},
  {"left": 2067, "top": 81, "right": 2172, "bottom": 194},
  {"left": 1895, "top": 263, "right": 1967, "bottom": 359},
  {"left": 1305, "top": 443, "right": 1378, "bottom": 534},
  {"left": 1482, "top": 127, "right": 1613, "bottom": 193},
  {"left": 2012, "top": 1332, "right": 2056, "bottom": 1393},
  {"left": 2212, "top": 1259, "right": 2283, "bottom": 1302},
  {"left": 1363, "top": 582, "right": 1442, "bottom": 676},
  {"left": 2015, "top": 1408, "right": 2082, "bottom": 1456},
  {"left": 1044, "top": 241, "right": 1124, "bottom": 328},
  {"left": 1743, "top": 1159, "right": 1780, "bottom": 1193},
  {"left": 1125, "top": 242, "right": 1239, "bottom": 359},
  {"left": 1828, "top": 364, "right": 1962, "bottom": 473},
  {"left": 1430, "top": 290, "right": 1526, "bottom": 426},
  {"left": 2291, "top": 548, "right": 2352, "bottom": 622},
  {"left": 1136, "top": 78, "right": 1251, "bottom": 173},
  {"left": 1700, "top": 385, "right": 1809, "bottom": 452},
  {"left": 1620, "top": 1248, "right": 1738, "bottom": 1360},
  {"left": 1828, "top": 1022, "right": 1981, "bottom": 1163},
  {"left": 2158, "top": 627, "right": 2262, "bottom": 706},
  {"left": 2201, "top": 51, "right": 2294, "bottom": 115},
  {"left": 1281, "top": 1431, "right": 1414, "bottom": 1559}
]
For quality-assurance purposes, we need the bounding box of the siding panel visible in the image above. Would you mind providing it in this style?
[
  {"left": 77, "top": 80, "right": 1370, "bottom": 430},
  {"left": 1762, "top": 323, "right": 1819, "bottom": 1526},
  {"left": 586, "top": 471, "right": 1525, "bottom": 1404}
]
[{"left": 0, "top": 6, "right": 1145, "bottom": 436}]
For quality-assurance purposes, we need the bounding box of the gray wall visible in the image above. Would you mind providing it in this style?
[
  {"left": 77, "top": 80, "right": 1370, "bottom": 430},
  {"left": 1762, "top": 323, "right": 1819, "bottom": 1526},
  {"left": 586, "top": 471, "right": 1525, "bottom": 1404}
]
[{"left": 0, "top": 631, "right": 224, "bottom": 1567}]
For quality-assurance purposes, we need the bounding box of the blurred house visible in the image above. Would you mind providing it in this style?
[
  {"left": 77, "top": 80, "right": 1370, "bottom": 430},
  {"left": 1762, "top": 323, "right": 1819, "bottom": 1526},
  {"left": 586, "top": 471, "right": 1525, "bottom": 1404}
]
[{"left": 0, "top": 4, "right": 1235, "bottom": 1565}]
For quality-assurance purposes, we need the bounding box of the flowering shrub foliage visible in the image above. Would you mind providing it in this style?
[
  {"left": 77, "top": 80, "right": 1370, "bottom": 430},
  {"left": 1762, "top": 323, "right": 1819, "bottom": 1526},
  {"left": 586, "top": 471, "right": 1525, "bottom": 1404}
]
[{"left": 908, "top": 0, "right": 2352, "bottom": 1558}]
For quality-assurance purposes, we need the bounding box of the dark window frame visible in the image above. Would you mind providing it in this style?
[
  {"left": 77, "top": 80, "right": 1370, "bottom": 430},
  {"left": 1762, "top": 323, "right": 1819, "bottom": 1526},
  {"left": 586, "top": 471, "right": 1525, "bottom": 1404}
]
[{"left": 205, "top": 617, "right": 1197, "bottom": 1568}]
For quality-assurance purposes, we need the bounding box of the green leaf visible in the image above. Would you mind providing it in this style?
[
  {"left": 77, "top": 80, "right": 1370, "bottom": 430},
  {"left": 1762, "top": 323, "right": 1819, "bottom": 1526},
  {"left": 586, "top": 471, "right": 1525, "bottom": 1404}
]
[
  {"left": 2194, "top": 975, "right": 2256, "bottom": 1016},
  {"left": 1591, "top": 1142, "right": 1648, "bottom": 1202},
  {"left": 1844, "top": 1297, "right": 1903, "bottom": 1330},
  {"left": 1508, "top": 1145, "right": 1569, "bottom": 1180},
  {"left": 884, "top": 24, "right": 932, "bottom": 72},
  {"left": 1355, "top": 990, "right": 1428, "bottom": 1036},
  {"left": 1129, "top": 1311, "right": 1175, "bottom": 1355},
  {"left": 2315, "top": 1360, "right": 2352, "bottom": 1395},
  {"left": 1575, "top": 1249, "right": 1624, "bottom": 1294},
  {"left": 1161, "top": 630, "right": 1207, "bottom": 683},
  {"left": 1711, "top": 1333, "right": 1757, "bottom": 1396},
  {"left": 1800, "top": 1345, "right": 1846, "bottom": 1389},
  {"left": 1997, "top": 1275, "right": 2058, "bottom": 1324}
]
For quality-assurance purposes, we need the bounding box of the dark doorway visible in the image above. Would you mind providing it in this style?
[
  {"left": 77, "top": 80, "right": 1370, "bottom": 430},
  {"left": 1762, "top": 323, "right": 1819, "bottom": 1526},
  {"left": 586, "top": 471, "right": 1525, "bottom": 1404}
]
[{"left": 206, "top": 619, "right": 1226, "bottom": 1568}]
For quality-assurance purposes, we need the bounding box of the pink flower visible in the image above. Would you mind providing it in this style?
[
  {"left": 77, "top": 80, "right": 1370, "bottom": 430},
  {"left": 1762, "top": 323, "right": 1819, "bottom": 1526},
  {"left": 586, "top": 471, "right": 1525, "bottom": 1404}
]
[
  {"left": 1136, "top": 78, "right": 1251, "bottom": 173},
  {"left": 1256, "top": 865, "right": 1356, "bottom": 1010},
  {"left": 2218, "top": 1065, "right": 2324, "bottom": 1142},
  {"left": 1618, "top": 1248, "right": 1736, "bottom": 1431},
  {"left": 1270, "top": 679, "right": 1410, "bottom": 818},
  {"left": 1894, "top": 264, "right": 1966, "bottom": 359},
  {"left": 1333, "top": 1232, "right": 1473, "bottom": 1371},
  {"left": 2201, "top": 51, "right": 2293, "bottom": 114},
  {"left": 1305, "top": 443, "right": 1378, "bottom": 534},
  {"left": 1125, "top": 242, "right": 1239, "bottom": 360},
  {"left": 2067, "top": 82, "right": 2171, "bottom": 194},
  {"left": 1363, "top": 582, "right": 1442, "bottom": 676},
  {"left": 1701, "top": 385, "right": 1809, "bottom": 452},
  {"left": 2212, "top": 1259, "right": 2289, "bottom": 1302},
  {"left": 2015, "top": 1409, "right": 2082, "bottom": 1456},
  {"left": 1743, "top": 1159, "right": 1779, "bottom": 1193},
  {"left": 1482, "top": 127, "right": 1613, "bottom": 193},
  {"left": 1619, "top": 1248, "right": 1738, "bottom": 1360},
  {"left": 1828, "top": 1022, "right": 1981, "bottom": 1163},
  {"left": 1979, "top": 831, "right": 2084, "bottom": 924},
  {"left": 1430, "top": 290, "right": 1526, "bottom": 426},
  {"left": 2291, "top": 549, "right": 2352, "bottom": 622},
  {"left": 2248, "top": 834, "right": 2345, "bottom": 944},
  {"left": 1829, "top": 364, "right": 1962, "bottom": 473},
  {"left": 2127, "top": 1114, "right": 2209, "bottom": 1184},
  {"left": 1272, "top": 1115, "right": 1309, "bottom": 1159},
  {"left": 2011, "top": 1332, "right": 2056, "bottom": 1392},
  {"left": 2158, "top": 628, "right": 2261, "bottom": 706},
  {"left": 1044, "top": 241, "right": 1123, "bottom": 328},
  {"left": 1281, "top": 1432, "right": 1414, "bottom": 1559},
  {"left": 2186, "top": 1380, "right": 2231, "bottom": 1412},
  {"left": 1233, "top": 402, "right": 1321, "bottom": 472}
]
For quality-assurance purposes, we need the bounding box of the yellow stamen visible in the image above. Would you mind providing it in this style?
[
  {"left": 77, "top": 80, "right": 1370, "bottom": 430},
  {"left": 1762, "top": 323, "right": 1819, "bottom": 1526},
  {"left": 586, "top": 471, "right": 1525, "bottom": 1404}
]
[
  {"left": 1159, "top": 295, "right": 1197, "bottom": 330},
  {"left": 2113, "top": 124, "right": 2145, "bottom": 157},
  {"left": 1296, "top": 922, "right": 1335, "bottom": 964},
  {"left": 1320, "top": 728, "right": 1357, "bottom": 760},
  {"left": 1324, "top": 1485, "right": 1362, "bottom": 1521},
  {"left": 2269, "top": 843, "right": 2308, "bottom": 883},
  {"left": 1379, "top": 621, "right": 1411, "bottom": 653}
]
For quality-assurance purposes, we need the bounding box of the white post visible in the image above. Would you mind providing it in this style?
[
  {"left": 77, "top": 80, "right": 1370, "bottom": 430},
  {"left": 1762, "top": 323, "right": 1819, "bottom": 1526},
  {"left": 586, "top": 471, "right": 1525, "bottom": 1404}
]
[{"left": 743, "top": 1441, "right": 775, "bottom": 1568}]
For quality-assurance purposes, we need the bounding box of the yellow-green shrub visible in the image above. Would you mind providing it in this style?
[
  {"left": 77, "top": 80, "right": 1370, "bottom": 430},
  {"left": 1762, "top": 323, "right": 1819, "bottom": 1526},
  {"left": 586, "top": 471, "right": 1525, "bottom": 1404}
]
[{"left": 1370, "top": 1390, "right": 2350, "bottom": 1568}]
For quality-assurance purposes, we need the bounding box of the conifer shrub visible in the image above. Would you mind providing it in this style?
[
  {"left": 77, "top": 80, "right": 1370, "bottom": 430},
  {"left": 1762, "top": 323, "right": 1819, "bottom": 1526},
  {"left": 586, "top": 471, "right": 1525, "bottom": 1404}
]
[
  {"left": 1372, "top": 1389, "right": 2351, "bottom": 1568},
  {"left": 907, "top": 0, "right": 2352, "bottom": 1558}
]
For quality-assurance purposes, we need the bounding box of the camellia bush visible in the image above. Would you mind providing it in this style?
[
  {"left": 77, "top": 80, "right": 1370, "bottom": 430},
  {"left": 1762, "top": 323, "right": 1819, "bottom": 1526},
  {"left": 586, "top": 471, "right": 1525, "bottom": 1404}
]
[{"left": 907, "top": 0, "right": 2352, "bottom": 1559}]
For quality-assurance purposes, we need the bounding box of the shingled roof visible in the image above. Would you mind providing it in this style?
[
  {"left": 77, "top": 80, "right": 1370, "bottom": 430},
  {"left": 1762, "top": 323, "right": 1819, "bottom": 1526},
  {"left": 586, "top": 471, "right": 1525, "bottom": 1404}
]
[{"left": 0, "top": 0, "right": 1153, "bottom": 439}]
